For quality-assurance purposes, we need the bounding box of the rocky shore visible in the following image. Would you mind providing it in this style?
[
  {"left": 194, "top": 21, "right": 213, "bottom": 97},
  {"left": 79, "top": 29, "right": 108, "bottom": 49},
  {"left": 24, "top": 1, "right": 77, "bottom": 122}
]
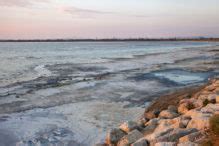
[{"left": 98, "top": 78, "right": 219, "bottom": 146}]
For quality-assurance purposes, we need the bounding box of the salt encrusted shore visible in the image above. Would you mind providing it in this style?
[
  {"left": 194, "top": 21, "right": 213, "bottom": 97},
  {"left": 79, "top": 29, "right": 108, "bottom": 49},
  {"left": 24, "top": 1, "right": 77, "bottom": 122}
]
[{"left": 97, "top": 78, "right": 219, "bottom": 146}]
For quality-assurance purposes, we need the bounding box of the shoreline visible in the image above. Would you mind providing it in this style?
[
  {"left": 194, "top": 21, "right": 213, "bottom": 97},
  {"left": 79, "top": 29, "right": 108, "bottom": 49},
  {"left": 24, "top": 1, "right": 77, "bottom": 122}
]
[{"left": 101, "top": 77, "right": 219, "bottom": 146}]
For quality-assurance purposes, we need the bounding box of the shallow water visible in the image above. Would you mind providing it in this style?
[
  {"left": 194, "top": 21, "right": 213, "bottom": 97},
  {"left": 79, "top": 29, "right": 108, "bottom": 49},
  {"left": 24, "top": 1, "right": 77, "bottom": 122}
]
[{"left": 0, "top": 41, "right": 218, "bottom": 145}]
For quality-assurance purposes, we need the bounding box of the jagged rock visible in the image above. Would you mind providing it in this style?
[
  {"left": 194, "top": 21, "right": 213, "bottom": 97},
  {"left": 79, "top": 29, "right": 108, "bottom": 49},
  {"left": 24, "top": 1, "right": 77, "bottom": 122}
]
[
  {"left": 205, "top": 85, "right": 216, "bottom": 91},
  {"left": 117, "top": 130, "right": 144, "bottom": 146},
  {"left": 187, "top": 116, "right": 211, "bottom": 130},
  {"left": 168, "top": 105, "right": 178, "bottom": 113},
  {"left": 179, "top": 116, "right": 191, "bottom": 128},
  {"left": 95, "top": 143, "right": 108, "bottom": 146},
  {"left": 144, "top": 109, "right": 160, "bottom": 119},
  {"left": 105, "top": 128, "right": 126, "bottom": 144},
  {"left": 131, "top": 138, "right": 149, "bottom": 146},
  {"left": 142, "top": 118, "right": 159, "bottom": 135},
  {"left": 216, "top": 96, "right": 219, "bottom": 103},
  {"left": 119, "top": 121, "right": 138, "bottom": 133},
  {"left": 179, "top": 131, "right": 204, "bottom": 143},
  {"left": 155, "top": 128, "right": 198, "bottom": 142},
  {"left": 177, "top": 142, "right": 198, "bottom": 146},
  {"left": 200, "top": 104, "right": 219, "bottom": 114},
  {"left": 159, "top": 110, "right": 179, "bottom": 119},
  {"left": 137, "top": 118, "right": 149, "bottom": 128},
  {"left": 155, "top": 142, "right": 176, "bottom": 146},
  {"left": 207, "top": 94, "right": 217, "bottom": 102},
  {"left": 178, "top": 103, "right": 190, "bottom": 114}
]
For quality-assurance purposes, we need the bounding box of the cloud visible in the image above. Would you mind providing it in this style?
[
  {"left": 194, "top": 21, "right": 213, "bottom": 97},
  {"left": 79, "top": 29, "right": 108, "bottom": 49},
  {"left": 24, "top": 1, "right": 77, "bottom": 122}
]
[
  {"left": 63, "top": 6, "right": 150, "bottom": 19},
  {"left": 63, "top": 6, "right": 115, "bottom": 18},
  {"left": 0, "top": 0, "right": 48, "bottom": 7}
]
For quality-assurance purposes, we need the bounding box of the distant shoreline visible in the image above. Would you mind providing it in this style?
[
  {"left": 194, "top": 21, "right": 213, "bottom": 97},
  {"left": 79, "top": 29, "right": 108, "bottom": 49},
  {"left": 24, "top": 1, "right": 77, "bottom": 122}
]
[{"left": 1, "top": 38, "right": 219, "bottom": 42}]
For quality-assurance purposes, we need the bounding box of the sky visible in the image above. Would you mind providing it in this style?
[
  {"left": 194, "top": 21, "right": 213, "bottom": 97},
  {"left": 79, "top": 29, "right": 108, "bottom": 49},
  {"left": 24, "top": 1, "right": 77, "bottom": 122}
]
[{"left": 0, "top": 0, "right": 219, "bottom": 39}]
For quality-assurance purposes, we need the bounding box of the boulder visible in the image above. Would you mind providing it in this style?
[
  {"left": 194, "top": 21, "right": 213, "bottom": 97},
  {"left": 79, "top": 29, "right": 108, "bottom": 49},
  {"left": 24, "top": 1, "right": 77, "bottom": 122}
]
[
  {"left": 137, "top": 118, "right": 149, "bottom": 128},
  {"left": 159, "top": 110, "right": 179, "bottom": 119},
  {"left": 168, "top": 105, "right": 178, "bottom": 113},
  {"left": 200, "top": 104, "right": 219, "bottom": 114},
  {"left": 119, "top": 121, "right": 138, "bottom": 133},
  {"left": 205, "top": 85, "right": 216, "bottom": 91},
  {"left": 105, "top": 128, "right": 126, "bottom": 144},
  {"left": 155, "top": 142, "right": 176, "bottom": 146},
  {"left": 156, "top": 128, "right": 198, "bottom": 142},
  {"left": 144, "top": 109, "right": 160, "bottom": 119},
  {"left": 187, "top": 116, "right": 210, "bottom": 130},
  {"left": 179, "top": 131, "right": 204, "bottom": 143},
  {"left": 207, "top": 94, "right": 217, "bottom": 102},
  {"left": 142, "top": 118, "right": 159, "bottom": 135},
  {"left": 131, "top": 138, "right": 149, "bottom": 146},
  {"left": 177, "top": 142, "right": 198, "bottom": 146},
  {"left": 179, "top": 116, "right": 191, "bottom": 128},
  {"left": 178, "top": 103, "right": 190, "bottom": 114},
  {"left": 117, "top": 129, "right": 144, "bottom": 146},
  {"left": 216, "top": 96, "right": 219, "bottom": 103}
]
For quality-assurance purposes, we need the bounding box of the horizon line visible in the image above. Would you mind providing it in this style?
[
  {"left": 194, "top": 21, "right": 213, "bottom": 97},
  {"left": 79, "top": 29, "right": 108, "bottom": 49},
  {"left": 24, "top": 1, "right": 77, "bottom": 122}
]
[{"left": 0, "top": 37, "right": 219, "bottom": 42}]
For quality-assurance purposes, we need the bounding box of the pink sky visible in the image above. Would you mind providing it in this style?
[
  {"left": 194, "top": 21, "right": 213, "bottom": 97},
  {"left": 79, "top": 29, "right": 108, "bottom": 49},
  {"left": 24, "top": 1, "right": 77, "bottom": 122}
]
[{"left": 1, "top": 0, "right": 219, "bottom": 39}]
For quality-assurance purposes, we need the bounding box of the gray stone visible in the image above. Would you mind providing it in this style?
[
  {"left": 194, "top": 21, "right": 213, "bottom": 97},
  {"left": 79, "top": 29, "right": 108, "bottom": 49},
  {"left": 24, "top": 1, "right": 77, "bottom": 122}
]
[
  {"left": 177, "top": 141, "right": 198, "bottom": 146},
  {"left": 131, "top": 138, "right": 148, "bottom": 146},
  {"left": 179, "top": 131, "right": 204, "bottom": 143},
  {"left": 156, "top": 128, "right": 198, "bottom": 142},
  {"left": 117, "top": 130, "right": 144, "bottom": 146},
  {"left": 106, "top": 128, "right": 126, "bottom": 144},
  {"left": 159, "top": 110, "right": 179, "bottom": 119},
  {"left": 155, "top": 142, "right": 176, "bottom": 146},
  {"left": 119, "top": 121, "right": 139, "bottom": 133}
]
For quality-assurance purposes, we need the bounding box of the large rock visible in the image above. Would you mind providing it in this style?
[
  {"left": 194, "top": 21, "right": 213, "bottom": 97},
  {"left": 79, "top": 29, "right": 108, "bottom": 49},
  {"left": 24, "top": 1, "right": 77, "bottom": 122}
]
[
  {"left": 142, "top": 118, "right": 159, "bottom": 135},
  {"left": 117, "top": 130, "right": 144, "bottom": 146},
  {"left": 105, "top": 128, "right": 126, "bottom": 144},
  {"left": 177, "top": 142, "right": 198, "bottom": 146},
  {"left": 144, "top": 109, "right": 160, "bottom": 119},
  {"left": 179, "top": 131, "right": 204, "bottom": 143},
  {"left": 216, "top": 95, "right": 219, "bottom": 103},
  {"left": 200, "top": 103, "right": 219, "bottom": 114},
  {"left": 168, "top": 105, "right": 178, "bottom": 113},
  {"left": 187, "top": 116, "right": 210, "bottom": 130},
  {"left": 185, "top": 109, "right": 212, "bottom": 130},
  {"left": 119, "top": 121, "right": 139, "bottom": 133},
  {"left": 159, "top": 110, "right": 179, "bottom": 119},
  {"left": 155, "top": 142, "right": 176, "bottom": 146},
  {"left": 131, "top": 138, "right": 148, "bottom": 146},
  {"left": 155, "top": 128, "right": 198, "bottom": 142},
  {"left": 178, "top": 103, "right": 190, "bottom": 114}
]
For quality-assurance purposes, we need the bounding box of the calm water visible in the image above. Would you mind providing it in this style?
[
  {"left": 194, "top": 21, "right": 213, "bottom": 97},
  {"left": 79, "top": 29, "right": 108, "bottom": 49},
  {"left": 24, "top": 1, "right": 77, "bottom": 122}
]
[{"left": 0, "top": 41, "right": 218, "bottom": 145}]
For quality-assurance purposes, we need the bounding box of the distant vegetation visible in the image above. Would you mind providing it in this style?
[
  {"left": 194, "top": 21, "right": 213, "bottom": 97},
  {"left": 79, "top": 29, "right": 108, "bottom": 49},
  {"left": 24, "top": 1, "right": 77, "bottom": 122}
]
[{"left": 1, "top": 37, "right": 219, "bottom": 42}]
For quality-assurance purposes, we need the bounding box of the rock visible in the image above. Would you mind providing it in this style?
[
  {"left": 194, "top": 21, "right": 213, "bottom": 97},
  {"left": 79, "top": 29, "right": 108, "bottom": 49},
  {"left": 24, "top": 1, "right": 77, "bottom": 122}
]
[
  {"left": 131, "top": 138, "right": 149, "bottom": 146},
  {"left": 216, "top": 96, "right": 219, "bottom": 103},
  {"left": 207, "top": 94, "right": 217, "bottom": 102},
  {"left": 94, "top": 143, "right": 108, "bottom": 146},
  {"left": 155, "top": 142, "right": 176, "bottom": 146},
  {"left": 142, "top": 118, "right": 159, "bottom": 135},
  {"left": 179, "top": 116, "right": 191, "bottom": 128},
  {"left": 178, "top": 103, "right": 190, "bottom": 114},
  {"left": 179, "top": 131, "right": 204, "bottom": 143},
  {"left": 200, "top": 104, "right": 219, "bottom": 114},
  {"left": 156, "top": 128, "right": 198, "bottom": 142},
  {"left": 117, "top": 130, "right": 144, "bottom": 146},
  {"left": 119, "top": 121, "right": 138, "bottom": 133},
  {"left": 205, "top": 85, "right": 216, "bottom": 91},
  {"left": 105, "top": 128, "right": 126, "bottom": 144},
  {"left": 168, "top": 105, "right": 178, "bottom": 113},
  {"left": 159, "top": 110, "right": 179, "bottom": 119},
  {"left": 187, "top": 115, "right": 211, "bottom": 130},
  {"left": 144, "top": 109, "right": 160, "bottom": 119},
  {"left": 137, "top": 118, "right": 149, "bottom": 128},
  {"left": 177, "top": 142, "right": 198, "bottom": 146}
]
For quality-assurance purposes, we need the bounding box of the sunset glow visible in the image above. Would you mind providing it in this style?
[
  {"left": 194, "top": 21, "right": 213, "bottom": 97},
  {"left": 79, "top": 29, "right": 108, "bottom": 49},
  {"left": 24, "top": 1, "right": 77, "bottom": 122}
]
[{"left": 1, "top": 0, "right": 219, "bottom": 39}]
